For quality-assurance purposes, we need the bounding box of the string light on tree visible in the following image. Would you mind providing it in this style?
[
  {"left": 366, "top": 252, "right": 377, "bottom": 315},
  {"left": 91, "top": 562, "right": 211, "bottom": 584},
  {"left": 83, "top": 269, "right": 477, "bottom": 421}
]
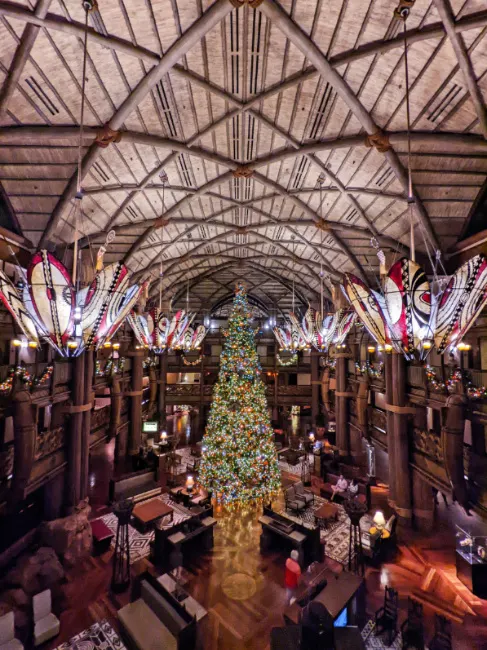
[{"left": 199, "top": 283, "right": 281, "bottom": 504}]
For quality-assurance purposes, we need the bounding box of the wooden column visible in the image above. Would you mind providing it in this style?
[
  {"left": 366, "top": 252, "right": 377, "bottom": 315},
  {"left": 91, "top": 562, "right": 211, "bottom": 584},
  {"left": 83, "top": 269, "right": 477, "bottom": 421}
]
[
  {"left": 311, "top": 351, "right": 319, "bottom": 426},
  {"left": 128, "top": 346, "right": 144, "bottom": 455},
  {"left": 412, "top": 471, "right": 435, "bottom": 532},
  {"left": 158, "top": 352, "right": 168, "bottom": 426},
  {"left": 148, "top": 363, "right": 157, "bottom": 417},
  {"left": 335, "top": 352, "right": 350, "bottom": 456},
  {"left": 384, "top": 353, "right": 396, "bottom": 507},
  {"left": 441, "top": 393, "right": 469, "bottom": 511},
  {"left": 65, "top": 353, "right": 85, "bottom": 512},
  {"left": 8, "top": 386, "right": 36, "bottom": 510},
  {"left": 391, "top": 352, "right": 412, "bottom": 527},
  {"left": 321, "top": 366, "right": 330, "bottom": 415},
  {"left": 198, "top": 355, "right": 205, "bottom": 440},
  {"left": 109, "top": 374, "right": 122, "bottom": 439},
  {"left": 80, "top": 349, "right": 94, "bottom": 501}
]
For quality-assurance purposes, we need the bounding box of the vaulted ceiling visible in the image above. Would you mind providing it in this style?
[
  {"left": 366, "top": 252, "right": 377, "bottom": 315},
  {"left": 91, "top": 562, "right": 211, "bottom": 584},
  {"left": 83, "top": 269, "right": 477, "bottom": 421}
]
[{"left": 0, "top": 0, "right": 486, "bottom": 314}]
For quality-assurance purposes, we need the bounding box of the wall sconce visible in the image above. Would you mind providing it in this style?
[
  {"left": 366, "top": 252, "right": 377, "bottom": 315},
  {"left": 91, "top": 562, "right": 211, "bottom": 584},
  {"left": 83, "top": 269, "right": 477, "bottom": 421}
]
[
  {"left": 457, "top": 341, "right": 471, "bottom": 352},
  {"left": 103, "top": 341, "right": 112, "bottom": 349},
  {"left": 28, "top": 341, "right": 37, "bottom": 349},
  {"left": 112, "top": 342, "right": 120, "bottom": 350},
  {"left": 67, "top": 340, "right": 78, "bottom": 350},
  {"left": 422, "top": 339, "right": 433, "bottom": 350},
  {"left": 367, "top": 345, "right": 376, "bottom": 353},
  {"left": 11, "top": 339, "right": 22, "bottom": 347},
  {"left": 384, "top": 344, "right": 393, "bottom": 353}
]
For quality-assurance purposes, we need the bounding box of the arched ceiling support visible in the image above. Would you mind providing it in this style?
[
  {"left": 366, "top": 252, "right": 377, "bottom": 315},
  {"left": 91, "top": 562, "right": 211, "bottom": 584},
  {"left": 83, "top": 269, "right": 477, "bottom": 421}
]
[
  {"left": 0, "top": 0, "right": 53, "bottom": 118},
  {"left": 0, "top": 1, "right": 484, "bottom": 74},
  {"left": 38, "top": 0, "right": 233, "bottom": 247},
  {"left": 258, "top": 0, "right": 441, "bottom": 254},
  {"left": 433, "top": 0, "right": 487, "bottom": 139},
  {"left": 167, "top": 259, "right": 314, "bottom": 307}
]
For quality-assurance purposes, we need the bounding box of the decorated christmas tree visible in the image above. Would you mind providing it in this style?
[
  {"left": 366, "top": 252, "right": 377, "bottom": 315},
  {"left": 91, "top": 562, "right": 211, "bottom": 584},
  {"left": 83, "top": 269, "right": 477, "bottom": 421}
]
[{"left": 199, "top": 283, "right": 281, "bottom": 504}]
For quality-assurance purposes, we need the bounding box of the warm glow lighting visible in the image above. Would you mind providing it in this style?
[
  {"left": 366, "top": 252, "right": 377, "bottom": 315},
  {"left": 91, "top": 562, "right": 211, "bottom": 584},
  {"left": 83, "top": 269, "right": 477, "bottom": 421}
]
[
  {"left": 28, "top": 341, "right": 37, "bottom": 348},
  {"left": 67, "top": 340, "right": 78, "bottom": 350},
  {"left": 377, "top": 345, "right": 384, "bottom": 352},
  {"left": 422, "top": 339, "right": 432, "bottom": 350},
  {"left": 309, "top": 433, "right": 315, "bottom": 442},
  {"left": 373, "top": 510, "right": 386, "bottom": 529},
  {"left": 457, "top": 341, "right": 471, "bottom": 352},
  {"left": 367, "top": 345, "right": 376, "bottom": 353},
  {"left": 112, "top": 342, "right": 120, "bottom": 350},
  {"left": 11, "top": 339, "right": 22, "bottom": 347},
  {"left": 384, "top": 343, "right": 393, "bottom": 353},
  {"left": 186, "top": 475, "right": 195, "bottom": 492},
  {"left": 104, "top": 342, "right": 112, "bottom": 349}
]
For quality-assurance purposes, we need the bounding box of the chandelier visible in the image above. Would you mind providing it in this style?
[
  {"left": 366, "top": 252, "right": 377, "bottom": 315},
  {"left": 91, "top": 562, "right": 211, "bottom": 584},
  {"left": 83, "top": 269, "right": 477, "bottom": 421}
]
[
  {"left": 0, "top": 251, "right": 143, "bottom": 357},
  {"left": 302, "top": 307, "right": 356, "bottom": 352},
  {"left": 128, "top": 308, "right": 207, "bottom": 353}
]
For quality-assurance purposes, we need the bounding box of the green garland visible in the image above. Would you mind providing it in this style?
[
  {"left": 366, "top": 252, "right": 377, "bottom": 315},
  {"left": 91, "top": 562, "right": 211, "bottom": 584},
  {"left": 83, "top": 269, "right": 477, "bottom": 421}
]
[
  {"left": 277, "top": 352, "right": 298, "bottom": 366},
  {"left": 96, "top": 357, "right": 126, "bottom": 377},
  {"left": 182, "top": 353, "right": 203, "bottom": 366},
  {"left": 355, "top": 361, "right": 384, "bottom": 378},
  {"left": 0, "top": 364, "right": 53, "bottom": 394}
]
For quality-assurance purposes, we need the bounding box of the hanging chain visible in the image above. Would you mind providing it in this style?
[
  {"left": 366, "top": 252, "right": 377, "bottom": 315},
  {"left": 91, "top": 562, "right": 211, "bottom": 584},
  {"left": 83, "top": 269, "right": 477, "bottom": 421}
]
[
  {"left": 403, "top": 17, "right": 416, "bottom": 263},
  {"left": 319, "top": 177, "right": 324, "bottom": 318}
]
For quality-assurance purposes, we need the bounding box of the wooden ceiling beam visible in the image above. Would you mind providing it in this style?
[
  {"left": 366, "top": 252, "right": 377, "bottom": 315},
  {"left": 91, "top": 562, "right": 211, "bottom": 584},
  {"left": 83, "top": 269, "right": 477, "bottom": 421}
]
[
  {"left": 259, "top": 0, "right": 441, "bottom": 255},
  {"left": 38, "top": 0, "right": 233, "bottom": 246},
  {"left": 432, "top": 0, "right": 487, "bottom": 139},
  {"left": 0, "top": 0, "right": 53, "bottom": 118}
]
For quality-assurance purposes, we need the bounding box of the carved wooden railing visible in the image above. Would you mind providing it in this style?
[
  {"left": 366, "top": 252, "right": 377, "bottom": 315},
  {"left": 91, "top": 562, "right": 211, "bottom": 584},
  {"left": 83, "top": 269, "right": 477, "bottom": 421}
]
[{"left": 34, "top": 426, "right": 65, "bottom": 461}]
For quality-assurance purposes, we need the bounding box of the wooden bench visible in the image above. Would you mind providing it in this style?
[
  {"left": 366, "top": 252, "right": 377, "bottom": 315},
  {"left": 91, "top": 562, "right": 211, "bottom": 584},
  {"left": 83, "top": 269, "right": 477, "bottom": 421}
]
[{"left": 90, "top": 518, "right": 114, "bottom": 555}]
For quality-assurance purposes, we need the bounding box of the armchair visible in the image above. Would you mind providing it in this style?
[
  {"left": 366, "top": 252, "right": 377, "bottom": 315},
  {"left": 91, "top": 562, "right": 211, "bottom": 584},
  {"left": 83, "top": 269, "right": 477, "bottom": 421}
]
[
  {"left": 284, "top": 487, "right": 306, "bottom": 516},
  {"left": 374, "top": 587, "right": 398, "bottom": 646},
  {"left": 401, "top": 598, "right": 424, "bottom": 650},
  {"left": 186, "top": 457, "right": 201, "bottom": 473},
  {"left": 428, "top": 615, "right": 452, "bottom": 650},
  {"left": 33, "top": 589, "right": 60, "bottom": 646},
  {"left": 0, "top": 611, "right": 23, "bottom": 650},
  {"left": 293, "top": 481, "right": 314, "bottom": 506}
]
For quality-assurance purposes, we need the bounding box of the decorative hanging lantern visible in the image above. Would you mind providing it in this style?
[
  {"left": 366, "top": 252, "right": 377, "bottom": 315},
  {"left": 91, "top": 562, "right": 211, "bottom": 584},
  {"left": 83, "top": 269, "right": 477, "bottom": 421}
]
[
  {"left": 343, "top": 275, "right": 391, "bottom": 348},
  {"left": 272, "top": 314, "right": 308, "bottom": 352}
]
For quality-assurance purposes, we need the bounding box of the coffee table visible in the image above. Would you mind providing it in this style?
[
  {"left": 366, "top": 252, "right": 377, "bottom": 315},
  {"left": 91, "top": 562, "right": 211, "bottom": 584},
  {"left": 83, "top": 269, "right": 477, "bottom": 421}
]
[
  {"left": 314, "top": 502, "right": 339, "bottom": 529},
  {"left": 132, "top": 499, "right": 174, "bottom": 532}
]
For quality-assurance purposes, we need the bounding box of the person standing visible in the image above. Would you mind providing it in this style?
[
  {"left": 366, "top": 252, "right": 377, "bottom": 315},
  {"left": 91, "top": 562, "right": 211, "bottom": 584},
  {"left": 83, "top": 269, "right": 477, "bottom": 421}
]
[{"left": 285, "top": 549, "right": 301, "bottom": 605}]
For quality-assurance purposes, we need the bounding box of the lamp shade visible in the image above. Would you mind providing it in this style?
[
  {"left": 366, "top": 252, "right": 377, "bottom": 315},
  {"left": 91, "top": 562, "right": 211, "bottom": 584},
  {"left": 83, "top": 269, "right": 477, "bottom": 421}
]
[{"left": 373, "top": 510, "right": 386, "bottom": 528}]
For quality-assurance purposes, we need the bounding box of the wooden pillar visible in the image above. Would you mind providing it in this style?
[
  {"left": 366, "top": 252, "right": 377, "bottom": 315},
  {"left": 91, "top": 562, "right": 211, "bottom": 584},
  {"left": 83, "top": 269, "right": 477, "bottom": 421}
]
[
  {"left": 8, "top": 387, "right": 36, "bottom": 510},
  {"left": 158, "top": 353, "right": 168, "bottom": 426},
  {"left": 412, "top": 471, "right": 435, "bottom": 532},
  {"left": 128, "top": 345, "right": 144, "bottom": 455},
  {"left": 321, "top": 366, "right": 330, "bottom": 415},
  {"left": 311, "top": 351, "right": 319, "bottom": 426},
  {"left": 391, "top": 352, "right": 412, "bottom": 527},
  {"left": 148, "top": 363, "right": 157, "bottom": 418},
  {"left": 109, "top": 374, "right": 122, "bottom": 439},
  {"left": 115, "top": 423, "right": 128, "bottom": 462},
  {"left": 335, "top": 352, "right": 350, "bottom": 456},
  {"left": 441, "top": 393, "right": 469, "bottom": 511},
  {"left": 80, "top": 349, "right": 94, "bottom": 501},
  {"left": 384, "top": 353, "right": 396, "bottom": 507},
  {"left": 65, "top": 353, "right": 85, "bottom": 512}
]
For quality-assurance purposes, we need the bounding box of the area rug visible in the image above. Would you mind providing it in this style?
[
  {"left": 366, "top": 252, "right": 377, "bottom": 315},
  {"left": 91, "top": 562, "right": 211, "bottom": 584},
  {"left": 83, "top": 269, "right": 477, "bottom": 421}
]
[
  {"left": 276, "top": 495, "right": 374, "bottom": 566},
  {"left": 54, "top": 619, "right": 126, "bottom": 650},
  {"left": 100, "top": 494, "right": 191, "bottom": 564},
  {"left": 361, "top": 619, "right": 403, "bottom": 648}
]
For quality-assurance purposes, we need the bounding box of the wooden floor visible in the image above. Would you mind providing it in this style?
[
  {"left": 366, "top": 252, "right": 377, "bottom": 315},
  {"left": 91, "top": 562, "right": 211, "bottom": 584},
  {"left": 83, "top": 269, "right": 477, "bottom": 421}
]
[{"left": 46, "top": 441, "right": 487, "bottom": 650}]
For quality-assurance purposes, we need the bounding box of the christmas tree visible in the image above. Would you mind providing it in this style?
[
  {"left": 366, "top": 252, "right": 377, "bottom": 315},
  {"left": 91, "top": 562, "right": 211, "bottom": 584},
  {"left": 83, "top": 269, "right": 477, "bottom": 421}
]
[{"left": 199, "top": 283, "right": 281, "bottom": 504}]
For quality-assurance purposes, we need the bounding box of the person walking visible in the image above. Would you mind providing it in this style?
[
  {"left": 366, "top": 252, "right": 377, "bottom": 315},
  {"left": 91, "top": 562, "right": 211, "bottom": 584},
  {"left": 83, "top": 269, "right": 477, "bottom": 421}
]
[{"left": 285, "top": 549, "right": 301, "bottom": 605}]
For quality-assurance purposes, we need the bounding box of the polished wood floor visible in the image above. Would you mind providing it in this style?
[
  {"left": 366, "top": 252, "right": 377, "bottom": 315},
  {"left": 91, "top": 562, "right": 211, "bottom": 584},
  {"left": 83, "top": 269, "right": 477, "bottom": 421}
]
[{"left": 48, "top": 440, "right": 487, "bottom": 649}]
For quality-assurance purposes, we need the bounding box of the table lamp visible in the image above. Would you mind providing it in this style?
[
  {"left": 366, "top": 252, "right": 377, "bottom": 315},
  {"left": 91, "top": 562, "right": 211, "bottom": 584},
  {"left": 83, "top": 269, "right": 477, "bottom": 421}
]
[
  {"left": 160, "top": 430, "right": 168, "bottom": 445},
  {"left": 373, "top": 510, "right": 386, "bottom": 531},
  {"left": 186, "top": 475, "right": 195, "bottom": 494},
  {"left": 309, "top": 432, "right": 315, "bottom": 443}
]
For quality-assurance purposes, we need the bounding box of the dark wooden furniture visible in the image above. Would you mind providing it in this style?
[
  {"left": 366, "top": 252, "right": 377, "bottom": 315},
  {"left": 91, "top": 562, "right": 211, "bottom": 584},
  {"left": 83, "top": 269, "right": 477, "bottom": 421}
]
[
  {"left": 428, "top": 615, "right": 452, "bottom": 650},
  {"left": 118, "top": 571, "right": 197, "bottom": 650},
  {"left": 374, "top": 586, "right": 398, "bottom": 646},
  {"left": 132, "top": 499, "right": 174, "bottom": 532},
  {"left": 284, "top": 486, "right": 307, "bottom": 516},
  {"left": 314, "top": 502, "right": 339, "bottom": 529},
  {"left": 151, "top": 507, "right": 216, "bottom": 570},
  {"left": 283, "top": 568, "right": 365, "bottom": 629},
  {"left": 259, "top": 506, "right": 322, "bottom": 568},
  {"left": 401, "top": 598, "right": 425, "bottom": 650},
  {"left": 109, "top": 469, "right": 161, "bottom": 504},
  {"left": 293, "top": 481, "right": 314, "bottom": 506},
  {"left": 270, "top": 624, "right": 365, "bottom": 650},
  {"left": 278, "top": 448, "right": 306, "bottom": 466},
  {"left": 90, "top": 518, "right": 114, "bottom": 555},
  {"left": 455, "top": 549, "right": 487, "bottom": 598}
]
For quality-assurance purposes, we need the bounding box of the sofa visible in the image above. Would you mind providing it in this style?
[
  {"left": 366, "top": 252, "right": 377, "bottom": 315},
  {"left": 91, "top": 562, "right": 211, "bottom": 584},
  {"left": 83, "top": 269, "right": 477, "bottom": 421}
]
[
  {"left": 0, "top": 611, "right": 23, "bottom": 650},
  {"left": 109, "top": 469, "right": 161, "bottom": 504},
  {"left": 320, "top": 472, "right": 371, "bottom": 508},
  {"left": 118, "top": 572, "right": 197, "bottom": 650}
]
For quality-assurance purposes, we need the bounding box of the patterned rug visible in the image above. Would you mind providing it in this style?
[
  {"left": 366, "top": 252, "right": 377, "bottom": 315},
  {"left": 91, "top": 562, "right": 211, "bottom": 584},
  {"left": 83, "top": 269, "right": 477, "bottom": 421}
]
[
  {"left": 100, "top": 494, "right": 191, "bottom": 564},
  {"left": 54, "top": 620, "right": 126, "bottom": 650},
  {"left": 361, "top": 619, "right": 403, "bottom": 648},
  {"left": 276, "top": 495, "right": 373, "bottom": 566}
]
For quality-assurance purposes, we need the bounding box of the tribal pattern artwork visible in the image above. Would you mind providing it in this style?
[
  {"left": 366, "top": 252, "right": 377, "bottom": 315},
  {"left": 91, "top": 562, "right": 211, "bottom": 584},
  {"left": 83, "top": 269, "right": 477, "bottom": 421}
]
[
  {"left": 384, "top": 258, "right": 431, "bottom": 357},
  {"left": 273, "top": 307, "right": 355, "bottom": 352},
  {"left": 343, "top": 274, "right": 390, "bottom": 347},
  {"left": 128, "top": 308, "right": 208, "bottom": 352},
  {"left": 0, "top": 270, "right": 39, "bottom": 343},
  {"left": 273, "top": 313, "right": 308, "bottom": 351}
]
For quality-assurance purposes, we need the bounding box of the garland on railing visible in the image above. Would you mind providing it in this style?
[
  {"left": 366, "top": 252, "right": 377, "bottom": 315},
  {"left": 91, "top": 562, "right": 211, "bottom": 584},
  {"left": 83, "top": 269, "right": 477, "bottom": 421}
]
[
  {"left": 320, "top": 357, "right": 336, "bottom": 369},
  {"left": 0, "top": 364, "right": 53, "bottom": 394},
  {"left": 182, "top": 353, "right": 203, "bottom": 366},
  {"left": 277, "top": 352, "right": 298, "bottom": 366},
  {"left": 424, "top": 365, "right": 447, "bottom": 392},
  {"left": 96, "top": 357, "right": 126, "bottom": 377},
  {"left": 143, "top": 357, "right": 158, "bottom": 369},
  {"left": 424, "top": 365, "right": 487, "bottom": 400},
  {"left": 355, "top": 361, "right": 384, "bottom": 378}
]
